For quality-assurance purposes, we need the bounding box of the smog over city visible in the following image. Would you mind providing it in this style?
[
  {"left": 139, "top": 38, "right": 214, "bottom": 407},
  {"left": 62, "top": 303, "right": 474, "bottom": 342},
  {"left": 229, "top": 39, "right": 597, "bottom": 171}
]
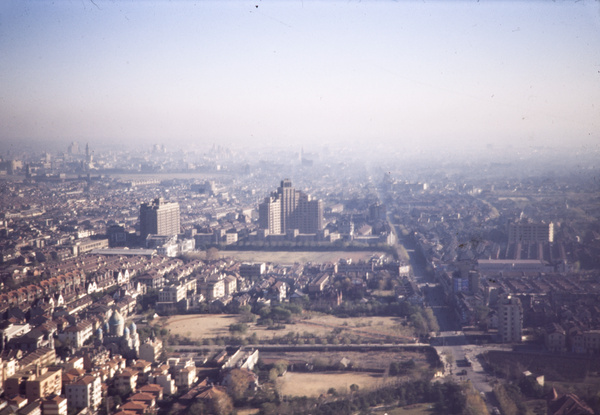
[{"left": 0, "top": 1, "right": 600, "bottom": 415}]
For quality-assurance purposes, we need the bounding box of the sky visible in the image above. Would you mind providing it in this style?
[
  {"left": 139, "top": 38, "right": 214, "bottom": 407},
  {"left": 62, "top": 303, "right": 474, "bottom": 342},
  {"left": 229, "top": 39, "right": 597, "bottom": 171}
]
[{"left": 1, "top": 0, "right": 599, "bottom": 153}]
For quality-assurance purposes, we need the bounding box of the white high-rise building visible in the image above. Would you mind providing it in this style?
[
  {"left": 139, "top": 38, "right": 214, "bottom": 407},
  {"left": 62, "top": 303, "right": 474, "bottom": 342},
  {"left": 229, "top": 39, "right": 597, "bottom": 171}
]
[{"left": 498, "top": 294, "right": 523, "bottom": 343}]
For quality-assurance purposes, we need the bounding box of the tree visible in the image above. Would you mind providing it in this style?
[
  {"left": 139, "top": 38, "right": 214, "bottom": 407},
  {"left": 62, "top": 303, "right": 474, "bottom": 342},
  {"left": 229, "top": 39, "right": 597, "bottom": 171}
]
[
  {"left": 208, "top": 393, "right": 233, "bottom": 415},
  {"left": 268, "top": 368, "right": 279, "bottom": 382},
  {"left": 229, "top": 323, "right": 248, "bottom": 335},
  {"left": 273, "top": 360, "right": 288, "bottom": 376},
  {"left": 423, "top": 307, "right": 440, "bottom": 333},
  {"left": 410, "top": 312, "right": 428, "bottom": 336},
  {"left": 188, "top": 402, "right": 207, "bottom": 415},
  {"left": 226, "top": 369, "right": 252, "bottom": 403},
  {"left": 206, "top": 247, "right": 220, "bottom": 261}
]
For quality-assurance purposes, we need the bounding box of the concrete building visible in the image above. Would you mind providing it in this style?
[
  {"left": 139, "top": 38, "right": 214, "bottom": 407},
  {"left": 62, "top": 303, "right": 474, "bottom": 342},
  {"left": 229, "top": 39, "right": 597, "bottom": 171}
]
[
  {"left": 57, "top": 320, "right": 93, "bottom": 348},
  {"left": 139, "top": 339, "right": 163, "bottom": 363},
  {"left": 25, "top": 369, "right": 62, "bottom": 402},
  {"left": 545, "top": 323, "right": 566, "bottom": 353},
  {"left": 139, "top": 198, "right": 180, "bottom": 239},
  {"left": 259, "top": 179, "right": 323, "bottom": 235},
  {"left": 508, "top": 221, "right": 554, "bottom": 243},
  {"left": 174, "top": 366, "right": 197, "bottom": 388},
  {"left": 64, "top": 374, "right": 102, "bottom": 411},
  {"left": 158, "top": 285, "right": 186, "bottom": 303},
  {"left": 42, "top": 396, "right": 68, "bottom": 415},
  {"left": 498, "top": 294, "right": 523, "bottom": 343},
  {"left": 239, "top": 263, "right": 266, "bottom": 280}
]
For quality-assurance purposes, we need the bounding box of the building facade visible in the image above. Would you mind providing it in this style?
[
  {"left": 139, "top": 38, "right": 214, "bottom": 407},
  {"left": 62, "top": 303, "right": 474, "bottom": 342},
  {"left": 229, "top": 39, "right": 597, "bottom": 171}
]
[
  {"left": 139, "top": 198, "right": 180, "bottom": 239},
  {"left": 498, "top": 294, "right": 523, "bottom": 343},
  {"left": 258, "top": 179, "right": 323, "bottom": 235},
  {"left": 64, "top": 374, "right": 102, "bottom": 411},
  {"left": 508, "top": 221, "right": 554, "bottom": 243}
]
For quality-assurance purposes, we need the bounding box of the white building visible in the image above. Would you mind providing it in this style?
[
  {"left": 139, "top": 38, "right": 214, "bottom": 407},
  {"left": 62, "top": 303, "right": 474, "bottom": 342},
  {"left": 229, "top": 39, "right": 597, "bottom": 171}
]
[
  {"left": 158, "top": 285, "right": 186, "bottom": 303},
  {"left": 58, "top": 320, "right": 93, "bottom": 348},
  {"left": 498, "top": 294, "right": 523, "bottom": 343},
  {"left": 65, "top": 374, "right": 102, "bottom": 411}
]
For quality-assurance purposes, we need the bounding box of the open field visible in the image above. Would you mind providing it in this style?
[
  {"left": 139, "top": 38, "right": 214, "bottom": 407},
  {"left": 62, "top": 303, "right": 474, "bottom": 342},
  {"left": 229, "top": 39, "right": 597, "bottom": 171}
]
[
  {"left": 379, "top": 404, "right": 435, "bottom": 415},
  {"left": 160, "top": 314, "right": 237, "bottom": 338},
  {"left": 161, "top": 313, "right": 415, "bottom": 342},
  {"left": 261, "top": 348, "right": 431, "bottom": 372},
  {"left": 217, "top": 250, "right": 390, "bottom": 264},
  {"left": 276, "top": 372, "right": 394, "bottom": 397}
]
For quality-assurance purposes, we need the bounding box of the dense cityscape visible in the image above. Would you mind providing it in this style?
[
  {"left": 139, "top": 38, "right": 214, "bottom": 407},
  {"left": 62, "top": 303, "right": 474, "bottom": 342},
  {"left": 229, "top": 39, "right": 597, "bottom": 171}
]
[{"left": 0, "top": 141, "right": 599, "bottom": 415}]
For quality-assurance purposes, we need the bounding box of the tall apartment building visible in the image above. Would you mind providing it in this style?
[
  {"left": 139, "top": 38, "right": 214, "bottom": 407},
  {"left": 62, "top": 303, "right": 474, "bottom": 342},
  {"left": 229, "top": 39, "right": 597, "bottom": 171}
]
[
  {"left": 508, "top": 221, "right": 554, "bottom": 243},
  {"left": 498, "top": 294, "right": 523, "bottom": 343},
  {"left": 64, "top": 374, "right": 102, "bottom": 411},
  {"left": 139, "top": 198, "right": 180, "bottom": 239},
  {"left": 258, "top": 179, "right": 323, "bottom": 235},
  {"left": 368, "top": 202, "right": 386, "bottom": 222}
]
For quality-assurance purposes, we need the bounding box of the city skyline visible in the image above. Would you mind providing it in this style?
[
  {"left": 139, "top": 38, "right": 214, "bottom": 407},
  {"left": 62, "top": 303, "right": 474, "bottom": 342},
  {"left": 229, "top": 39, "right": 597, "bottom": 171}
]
[{"left": 1, "top": 0, "right": 599, "bottom": 155}]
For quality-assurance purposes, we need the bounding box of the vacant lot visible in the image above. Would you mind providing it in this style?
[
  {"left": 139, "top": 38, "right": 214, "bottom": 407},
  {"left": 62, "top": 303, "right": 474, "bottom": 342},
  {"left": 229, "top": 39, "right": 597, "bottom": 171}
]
[
  {"left": 261, "top": 348, "right": 430, "bottom": 372},
  {"left": 161, "top": 313, "right": 415, "bottom": 342},
  {"left": 160, "top": 314, "right": 236, "bottom": 338},
  {"left": 276, "top": 372, "right": 394, "bottom": 397},
  {"left": 380, "top": 404, "right": 435, "bottom": 415},
  {"left": 218, "top": 250, "right": 389, "bottom": 264}
]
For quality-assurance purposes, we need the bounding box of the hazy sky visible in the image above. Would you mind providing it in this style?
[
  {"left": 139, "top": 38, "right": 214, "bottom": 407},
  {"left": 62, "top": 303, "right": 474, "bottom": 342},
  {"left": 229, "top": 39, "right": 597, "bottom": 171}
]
[{"left": 1, "top": 0, "right": 599, "bottom": 152}]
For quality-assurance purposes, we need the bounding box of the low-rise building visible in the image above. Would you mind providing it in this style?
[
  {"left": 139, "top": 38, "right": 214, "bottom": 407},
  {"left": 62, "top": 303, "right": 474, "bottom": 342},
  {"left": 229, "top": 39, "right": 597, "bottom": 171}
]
[
  {"left": 174, "top": 366, "right": 196, "bottom": 389},
  {"left": 545, "top": 323, "right": 566, "bottom": 353},
  {"left": 42, "top": 395, "right": 68, "bottom": 415}
]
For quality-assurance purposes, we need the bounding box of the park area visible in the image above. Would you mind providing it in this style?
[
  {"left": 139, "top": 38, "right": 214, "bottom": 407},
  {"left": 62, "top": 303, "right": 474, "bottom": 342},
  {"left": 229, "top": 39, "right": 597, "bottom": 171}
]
[{"left": 159, "top": 313, "right": 416, "bottom": 343}]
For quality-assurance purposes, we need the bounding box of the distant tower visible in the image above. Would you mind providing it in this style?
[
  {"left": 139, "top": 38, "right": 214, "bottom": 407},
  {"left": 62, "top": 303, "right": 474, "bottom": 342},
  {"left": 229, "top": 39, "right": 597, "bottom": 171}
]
[
  {"left": 84, "top": 143, "right": 93, "bottom": 170},
  {"left": 68, "top": 141, "right": 79, "bottom": 155},
  {"left": 139, "top": 198, "right": 181, "bottom": 239}
]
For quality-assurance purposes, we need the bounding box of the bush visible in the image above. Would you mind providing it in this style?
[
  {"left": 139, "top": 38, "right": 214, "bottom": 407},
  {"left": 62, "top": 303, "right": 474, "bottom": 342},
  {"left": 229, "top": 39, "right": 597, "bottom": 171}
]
[{"left": 229, "top": 323, "right": 249, "bottom": 335}]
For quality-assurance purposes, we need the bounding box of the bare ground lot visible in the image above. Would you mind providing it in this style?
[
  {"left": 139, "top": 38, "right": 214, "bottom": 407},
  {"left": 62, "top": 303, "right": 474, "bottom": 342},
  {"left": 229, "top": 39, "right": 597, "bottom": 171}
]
[
  {"left": 217, "top": 250, "right": 390, "bottom": 264},
  {"left": 381, "top": 404, "right": 435, "bottom": 415},
  {"left": 260, "top": 349, "right": 430, "bottom": 372},
  {"left": 161, "top": 314, "right": 416, "bottom": 342},
  {"left": 276, "top": 372, "right": 395, "bottom": 397}
]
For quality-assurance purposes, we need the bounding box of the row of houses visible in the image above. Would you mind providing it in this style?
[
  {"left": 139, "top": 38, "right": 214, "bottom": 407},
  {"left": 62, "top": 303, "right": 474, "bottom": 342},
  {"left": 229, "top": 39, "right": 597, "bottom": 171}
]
[{"left": 545, "top": 323, "right": 600, "bottom": 354}]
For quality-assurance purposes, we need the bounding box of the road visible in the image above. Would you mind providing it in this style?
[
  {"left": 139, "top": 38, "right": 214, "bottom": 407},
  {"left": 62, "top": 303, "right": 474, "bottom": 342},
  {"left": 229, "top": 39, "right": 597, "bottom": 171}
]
[
  {"left": 434, "top": 340, "right": 512, "bottom": 413},
  {"left": 401, "top": 242, "right": 461, "bottom": 332},
  {"left": 399, "top": 234, "right": 507, "bottom": 413}
]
